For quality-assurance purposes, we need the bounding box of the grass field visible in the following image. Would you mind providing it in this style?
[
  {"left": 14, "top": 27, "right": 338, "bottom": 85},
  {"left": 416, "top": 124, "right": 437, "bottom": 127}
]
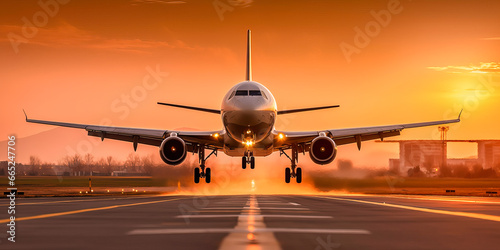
[
  {"left": 312, "top": 177, "right": 500, "bottom": 196},
  {"left": 312, "top": 177, "right": 500, "bottom": 189},
  {"left": 0, "top": 176, "right": 178, "bottom": 197},
  {"left": 1, "top": 176, "right": 499, "bottom": 197},
  {"left": 1, "top": 176, "right": 167, "bottom": 187}
]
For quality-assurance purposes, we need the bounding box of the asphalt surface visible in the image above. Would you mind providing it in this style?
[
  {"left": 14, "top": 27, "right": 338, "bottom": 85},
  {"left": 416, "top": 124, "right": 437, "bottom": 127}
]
[{"left": 1, "top": 194, "right": 500, "bottom": 249}]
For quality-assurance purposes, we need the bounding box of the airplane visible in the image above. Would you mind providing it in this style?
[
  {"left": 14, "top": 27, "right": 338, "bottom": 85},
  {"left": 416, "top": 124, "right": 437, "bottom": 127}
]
[{"left": 25, "top": 30, "right": 461, "bottom": 184}]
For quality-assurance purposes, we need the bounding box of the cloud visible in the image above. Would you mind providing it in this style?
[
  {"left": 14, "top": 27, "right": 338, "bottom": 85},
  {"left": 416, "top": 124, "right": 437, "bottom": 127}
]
[
  {"left": 427, "top": 62, "right": 500, "bottom": 74},
  {"left": 0, "top": 22, "right": 194, "bottom": 54},
  {"left": 480, "top": 37, "right": 500, "bottom": 41}
]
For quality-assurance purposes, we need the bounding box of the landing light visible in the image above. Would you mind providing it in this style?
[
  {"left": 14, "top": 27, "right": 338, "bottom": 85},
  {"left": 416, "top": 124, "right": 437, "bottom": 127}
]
[
  {"left": 213, "top": 133, "right": 219, "bottom": 138},
  {"left": 278, "top": 133, "right": 284, "bottom": 140},
  {"left": 244, "top": 140, "right": 253, "bottom": 146},
  {"left": 247, "top": 233, "right": 255, "bottom": 241}
]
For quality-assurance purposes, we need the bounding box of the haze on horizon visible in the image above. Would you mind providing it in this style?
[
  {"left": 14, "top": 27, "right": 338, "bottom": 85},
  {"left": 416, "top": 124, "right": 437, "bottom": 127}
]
[{"left": 1, "top": 0, "right": 499, "bottom": 167}]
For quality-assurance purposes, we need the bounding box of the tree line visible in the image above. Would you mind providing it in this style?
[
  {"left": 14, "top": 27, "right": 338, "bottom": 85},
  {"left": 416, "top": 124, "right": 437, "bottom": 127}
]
[{"left": 0, "top": 153, "right": 162, "bottom": 176}]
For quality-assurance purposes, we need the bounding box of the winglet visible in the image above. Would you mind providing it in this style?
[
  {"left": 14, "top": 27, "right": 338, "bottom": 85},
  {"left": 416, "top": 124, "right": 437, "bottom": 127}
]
[
  {"left": 245, "top": 29, "right": 252, "bottom": 81},
  {"left": 23, "top": 109, "right": 28, "bottom": 121},
  {"left": 458, "top": 109, "right": 463, "bottom": 121}
]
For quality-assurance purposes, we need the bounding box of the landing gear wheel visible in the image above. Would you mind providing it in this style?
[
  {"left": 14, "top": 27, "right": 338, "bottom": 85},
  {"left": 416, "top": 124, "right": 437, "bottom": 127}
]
[
  {"left": 194, "top": 168, "right": 200, "bottom": 184},
  {"left": 250, "top": 156, "right": 255, "bottom": 169},
  {"left": 296, "top": 167, "right": 302, "bottom": 183},
  {"left": 205, "top": 168, "right": 211, "bottom": 183},
  {"left": 285, "top": 167, "right": 291, "bottom": 183},
  {"left": 242, "top": 156, "right": 247, "bottom": 169}
]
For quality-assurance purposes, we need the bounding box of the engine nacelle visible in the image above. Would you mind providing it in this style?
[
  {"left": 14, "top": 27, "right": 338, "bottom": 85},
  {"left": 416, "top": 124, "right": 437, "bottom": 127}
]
[
  {"left": 309, "top": 136, "right": 337, "bottom": 165},
  {"left": 159, "top": 136, "right": 187, "bottom": 165}
]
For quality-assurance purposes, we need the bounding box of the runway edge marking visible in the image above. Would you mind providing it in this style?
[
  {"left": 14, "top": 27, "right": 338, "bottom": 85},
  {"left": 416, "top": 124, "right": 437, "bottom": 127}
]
[
  {"left": 0, "top": 197, "right": 184, "bottom": 223},
  {"left": 315, "top": 196, "right": 500, "bottom": 222},
  {"left": 2, "top": 194, "right": 170, "bottom": 206}
]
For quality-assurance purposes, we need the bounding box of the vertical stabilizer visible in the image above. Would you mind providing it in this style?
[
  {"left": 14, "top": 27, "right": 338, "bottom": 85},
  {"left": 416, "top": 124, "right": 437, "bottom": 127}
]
[{"left": 246, "top": 29, "right": 252, "bottom": 81}]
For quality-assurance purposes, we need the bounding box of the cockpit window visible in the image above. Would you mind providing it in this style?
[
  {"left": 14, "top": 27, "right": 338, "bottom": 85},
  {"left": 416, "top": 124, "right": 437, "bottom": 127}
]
[
  {"left": 261, "top": 91, "right": 268, "bottom": 99},
  {"left": 249, "top": 90, "right": 262, "bottom": 96},
  {"left": 234, "top": 90, "right": 265, "bottom": 97},
  {"left": 228, "top": 91, "right": 236, "bottom": 100},
  {"left": 235, "top": 90, "right": 248, "bottom": 96}
]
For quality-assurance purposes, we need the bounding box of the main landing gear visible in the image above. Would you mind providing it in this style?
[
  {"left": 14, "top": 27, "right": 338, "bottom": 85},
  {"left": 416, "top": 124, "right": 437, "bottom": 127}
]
[
  {"left": 194, "top": 145, "right": 217, "bottom": 184},
  {"left": 280, "top": 144, "right": 302, "bottom": 183},
  {"left": 241, "top": 151, "right": 255, "bottom": 169}
]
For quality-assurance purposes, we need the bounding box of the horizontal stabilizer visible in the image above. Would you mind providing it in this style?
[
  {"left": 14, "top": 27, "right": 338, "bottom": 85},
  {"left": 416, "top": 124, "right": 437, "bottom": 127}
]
[
  {"left": 157, "top": 102, "right": 221, "bottom": 114},
  {"left": 277, "top": 105, "right": 340, "bottom": 115}
]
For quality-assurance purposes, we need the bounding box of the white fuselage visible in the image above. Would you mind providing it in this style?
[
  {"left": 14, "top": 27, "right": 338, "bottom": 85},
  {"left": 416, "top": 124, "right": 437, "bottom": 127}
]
[{"left": 221, "top": 81, "right": 277, "bottom": 156}]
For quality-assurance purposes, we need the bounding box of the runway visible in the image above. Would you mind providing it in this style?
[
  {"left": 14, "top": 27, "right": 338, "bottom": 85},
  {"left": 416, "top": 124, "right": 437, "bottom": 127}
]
[{"left": 2, "top": 194, "right": 500, "bottom": 249}]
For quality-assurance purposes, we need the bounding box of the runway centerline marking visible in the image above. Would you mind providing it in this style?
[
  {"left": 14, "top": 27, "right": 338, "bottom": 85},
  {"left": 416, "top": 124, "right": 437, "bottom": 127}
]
[
  {"left": 128, "top": 228, "right": 370, "bottom": 235},
  {"left": 176, "top": 215, "right": 332, "bottom": 219},
  {"left": 203, "top": 207, "right": 308, "bottom": 210},
  {"left": 0, "top": 197, "right": 183, "bottom": 223},
  {"left": 315, "top": 196, "right": 500, "bottom": 223},
  {"left": 219, "top": 195, "right": 281, "bottom": 250}
]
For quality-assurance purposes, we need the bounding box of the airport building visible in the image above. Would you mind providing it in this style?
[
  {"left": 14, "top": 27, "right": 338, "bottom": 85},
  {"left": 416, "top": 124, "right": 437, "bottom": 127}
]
[{"left": 379, "top": 139, "right": 500, "bottom": 175}]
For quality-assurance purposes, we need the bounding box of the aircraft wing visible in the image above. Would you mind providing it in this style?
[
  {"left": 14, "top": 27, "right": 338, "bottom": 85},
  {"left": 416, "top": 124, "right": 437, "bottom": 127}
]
[
  {"left": 274, "top": 112, "right": 461, "bottom": 150},
  {"left": 25, "top": 113, "right": 223, "bottom": 151}
]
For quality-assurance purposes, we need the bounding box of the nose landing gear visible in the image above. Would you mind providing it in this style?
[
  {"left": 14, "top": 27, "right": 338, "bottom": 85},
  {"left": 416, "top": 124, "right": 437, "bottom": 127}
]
[{"left": 241, "top": 151, "right": 255, "bottom": 169}]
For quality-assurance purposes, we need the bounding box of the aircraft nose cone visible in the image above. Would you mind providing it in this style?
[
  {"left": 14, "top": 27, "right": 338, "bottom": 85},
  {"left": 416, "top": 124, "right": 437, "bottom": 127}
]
[{"left": 233, "top": 97, "right": 270, "bottom": 111}]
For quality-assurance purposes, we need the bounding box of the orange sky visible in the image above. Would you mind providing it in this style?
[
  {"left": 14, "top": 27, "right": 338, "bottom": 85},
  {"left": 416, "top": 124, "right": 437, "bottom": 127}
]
[{"left": 1, "top": 0, "right": 499, "bottom": 165}]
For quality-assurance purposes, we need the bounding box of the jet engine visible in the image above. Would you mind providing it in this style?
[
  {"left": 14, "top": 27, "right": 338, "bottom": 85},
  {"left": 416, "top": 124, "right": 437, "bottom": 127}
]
[
  {"left": 309, "top": 135, "right": 337, "bottom": 165},
  {"left": 159, "top": 135, "right": 187, "bottom": 165}
]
